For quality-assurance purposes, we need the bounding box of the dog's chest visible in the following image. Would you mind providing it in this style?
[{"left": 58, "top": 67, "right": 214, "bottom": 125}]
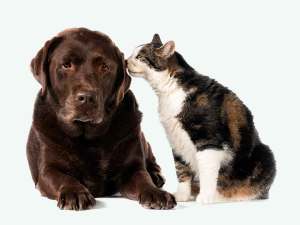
[
  {"left": 77, "top": 147, "right": 119, "bottom": 196},
  {"left": 158, "top": 88, "right": 198, "bottom": 172}
]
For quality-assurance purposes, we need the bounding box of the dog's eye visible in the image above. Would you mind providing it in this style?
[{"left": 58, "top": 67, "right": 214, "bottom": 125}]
[
  {"left": 62, "top": 62, "right": 72, "bottom": 69},
  {"left": 100, "top": 63, "right": 109, "bottom": 72}
]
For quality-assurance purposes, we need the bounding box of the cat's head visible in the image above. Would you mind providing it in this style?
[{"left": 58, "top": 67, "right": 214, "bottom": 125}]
[{"left": 127, "top": 34, "right": 176, "bottom": 78}]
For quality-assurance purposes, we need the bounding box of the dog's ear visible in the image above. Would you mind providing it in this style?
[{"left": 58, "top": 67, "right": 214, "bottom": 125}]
[
  {"left": 30, "top": 36, "right": 63, "bottom": 96},
  {"left": 111, "top": 49, "right": 131, "bottom": 106}
]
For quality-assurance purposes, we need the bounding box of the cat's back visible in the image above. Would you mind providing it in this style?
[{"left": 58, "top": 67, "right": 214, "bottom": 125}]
[
  {"left": 178, "top": 70, "right": 230, "bottom": 99},
  {"left": 177, "top": 70, "right": 249, "bottom": 117},
  {"left": 157, "top": 69, "right": 232, "bottom": 121}
]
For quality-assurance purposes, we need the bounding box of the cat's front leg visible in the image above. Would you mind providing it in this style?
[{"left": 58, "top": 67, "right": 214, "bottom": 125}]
[
  {"left": 173, "top": 153, "right": 194, "bottom": 202},
  {"left": 174, "top": 180, "right": 194, "bottom": 202},
  {"left": 196, "top": 148, "right": 231, "bottom": 204}
]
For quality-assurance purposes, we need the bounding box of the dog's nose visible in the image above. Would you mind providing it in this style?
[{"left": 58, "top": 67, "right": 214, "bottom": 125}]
[
  {"left": 76, "top": 92, "right": 97, "bottom": 105},
  {"left": 125, "top": 60, "right": 128, "bottom": 66}
]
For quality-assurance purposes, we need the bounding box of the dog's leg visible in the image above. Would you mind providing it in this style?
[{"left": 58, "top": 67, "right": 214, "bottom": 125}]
[
  {"left": 119, "top": 134, "right": 176, "bottom": 209},
  {"left": 120, "top": 170, "right": 176, "bottom": 209},
  {"left": 37, "top": 166, "right": 95, "bottom": 210},
  {"left": 141, "top": 132, "right": 165, "bottom": 188},
  {"left": 196, "top": 148, "right": 231, "bottom": 204},
  {"left": 146, "top": 157, "right": 166, "bottom": 188}
]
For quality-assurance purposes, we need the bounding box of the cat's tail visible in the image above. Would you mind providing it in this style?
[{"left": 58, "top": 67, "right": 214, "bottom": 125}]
[
  {"left": 220, "top": 142, "right": 276, "bottom": 201},
  {"left": 249, "top": 142, "right": 276, "bottom": 199}
]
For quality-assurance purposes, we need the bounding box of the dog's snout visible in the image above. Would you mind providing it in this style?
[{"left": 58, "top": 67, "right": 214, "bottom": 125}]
[{"left": 76, "top": 91, "right": 97, "bottom": 105}]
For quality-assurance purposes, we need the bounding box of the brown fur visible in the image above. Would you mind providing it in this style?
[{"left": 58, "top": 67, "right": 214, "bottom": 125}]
[
  {"left": 27, "top": 28, "right": 176, "bottom": 210},
  {"left": 191, "top": 180, "right": 200, "bottom": 197},
  {"left": 223, "top": 93, "right": 247, "bottom": 150},
  {"left": 218, "top": 180, "right": 258, "bottom": 199},
  {"left": 196, "top": 94, "right": 209, "bottom": 107},
  {"left": 175, "top": 161, "right": 193, "bottom": 182}
]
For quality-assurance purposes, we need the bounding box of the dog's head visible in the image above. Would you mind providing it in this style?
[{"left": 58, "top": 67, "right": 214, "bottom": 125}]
[{"left": 31, "top": 28, "right": 131, "bottom": 135}]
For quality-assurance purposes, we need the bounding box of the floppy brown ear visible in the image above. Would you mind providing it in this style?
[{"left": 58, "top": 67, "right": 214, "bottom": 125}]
[
  {"left": 111, "top": 50, "right": 131, "bottom": 106},
  {"left": 30, "top": 36, "right": 63, "bottom": 96}
]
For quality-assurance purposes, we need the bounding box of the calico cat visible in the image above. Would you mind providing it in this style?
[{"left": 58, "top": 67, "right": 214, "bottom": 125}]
[{"left": 126, "top": 34, "right": 276, "bottom": 204}]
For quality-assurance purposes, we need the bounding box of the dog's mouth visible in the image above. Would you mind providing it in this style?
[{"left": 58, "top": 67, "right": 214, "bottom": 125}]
[{"left": 73, "top": 116, "right": 103, "bottom": 125}]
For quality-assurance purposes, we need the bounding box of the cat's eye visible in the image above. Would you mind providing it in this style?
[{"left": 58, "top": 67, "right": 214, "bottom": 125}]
[
  {"left": 136, "top": 55, "right": 148, "bottom": 63},
  {"left": 136, "top": 55, "right": 146, "bottom": 62}
]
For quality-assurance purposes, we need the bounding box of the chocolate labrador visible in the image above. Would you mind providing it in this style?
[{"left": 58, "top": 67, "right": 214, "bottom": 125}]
[{"left": 27, "top": 28, "right": 176, "bottom": 210}]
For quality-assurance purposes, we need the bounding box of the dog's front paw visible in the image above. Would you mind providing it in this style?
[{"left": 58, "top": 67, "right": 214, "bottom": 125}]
[
  {"left": 57, "top": 186, "right": 96, "bottom": 210},
  {"left": 139, "top": 188, "right": 177, "bottom": 210}
]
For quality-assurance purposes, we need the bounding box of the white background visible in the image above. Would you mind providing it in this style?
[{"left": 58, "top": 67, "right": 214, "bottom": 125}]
[{"left": 0, "top": 0, "right": 299, "bottom": 224}]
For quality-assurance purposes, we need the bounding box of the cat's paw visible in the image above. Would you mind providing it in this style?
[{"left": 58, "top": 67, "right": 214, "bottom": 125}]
[
  {"left": 174, "top": 191, "right": 193, "bottom": 202},
  {"left": 196, "top": 191, "right": 218, "bottom": 204}
]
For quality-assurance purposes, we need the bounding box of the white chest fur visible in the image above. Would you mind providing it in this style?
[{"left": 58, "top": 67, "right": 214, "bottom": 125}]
[
  {"left": 153, "top": 76, "right": 199, "bottom": 174},
  {"left": 127, "top": 53, "right": 199, "bottom": 173}
]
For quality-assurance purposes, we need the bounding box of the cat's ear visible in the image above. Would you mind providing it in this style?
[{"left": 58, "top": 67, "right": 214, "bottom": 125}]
[
  {"left": 155, "top": 41, "right": 175, "bottom": 59},
  {"left": 151, "top": 33, "right": 163, "bottom": 46}
]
